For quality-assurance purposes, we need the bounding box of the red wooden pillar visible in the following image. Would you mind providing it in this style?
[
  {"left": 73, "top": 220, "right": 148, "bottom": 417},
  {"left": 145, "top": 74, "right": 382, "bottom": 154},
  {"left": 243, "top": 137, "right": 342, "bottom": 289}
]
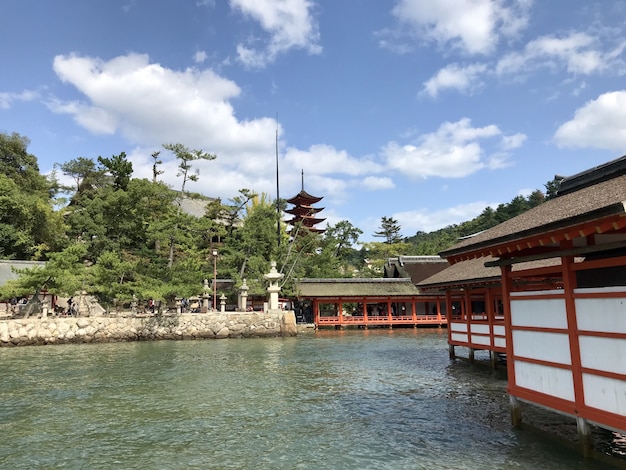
[
  {"left": 446, "top": 291, "right": 455, "bottom": 359},
  {"left": 362, "top": 297, "right": 369, "bottom": 328},
  {"left": 464, "top": 289, "right": 473, "bottom": 360},
  {"left": 561, "top": 253, "right": 591, "bottom": 456},
  {"left": 486, "top": 287, "right": 495, "bottom": 350},
  {"left": 500, "top": 264, "right": 521, "bottom": 426}
]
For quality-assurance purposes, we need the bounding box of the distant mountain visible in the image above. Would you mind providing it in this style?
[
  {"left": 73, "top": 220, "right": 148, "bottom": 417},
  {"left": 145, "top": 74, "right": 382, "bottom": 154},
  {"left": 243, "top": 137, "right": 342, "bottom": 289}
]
[{"left": 406, "top": 189, "right": 547, "bottom": 255}]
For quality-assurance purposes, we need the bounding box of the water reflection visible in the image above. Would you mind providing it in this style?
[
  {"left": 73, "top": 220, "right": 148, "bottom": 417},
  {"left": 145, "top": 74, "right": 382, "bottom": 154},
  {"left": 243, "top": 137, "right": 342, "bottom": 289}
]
[{"left": 0, "top": 330, "right": 619, "bottom": 469}]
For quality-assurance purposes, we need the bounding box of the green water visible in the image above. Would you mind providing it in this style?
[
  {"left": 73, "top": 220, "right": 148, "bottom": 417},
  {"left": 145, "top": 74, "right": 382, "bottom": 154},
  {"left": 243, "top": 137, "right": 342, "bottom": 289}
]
[{"left": 0, "top": 329, "right": 615, "bottom": 469}]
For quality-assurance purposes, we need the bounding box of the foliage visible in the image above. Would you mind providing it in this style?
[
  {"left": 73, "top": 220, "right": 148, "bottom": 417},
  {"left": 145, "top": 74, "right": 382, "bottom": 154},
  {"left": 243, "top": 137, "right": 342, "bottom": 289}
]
[
  {"left": 373, "top": 216, "right": 403, "bottom": 244},
  {"left": 0, "top": 131, "right": 559, "bottom": 307},
  {"left": 406, "top": 189, "right": 550, "bottom": 254},
  {"left": 0, "top": 133, "right": 66, "bottom": 259},
  {"left": 97, "top": 152, "right": 133, "bottom": 191}
]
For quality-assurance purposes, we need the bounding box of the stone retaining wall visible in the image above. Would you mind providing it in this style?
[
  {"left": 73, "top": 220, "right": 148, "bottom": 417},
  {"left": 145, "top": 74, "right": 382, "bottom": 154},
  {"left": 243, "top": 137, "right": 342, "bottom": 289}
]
[{"left": 0, "top": 311, "right": 297, "bottom": 347}]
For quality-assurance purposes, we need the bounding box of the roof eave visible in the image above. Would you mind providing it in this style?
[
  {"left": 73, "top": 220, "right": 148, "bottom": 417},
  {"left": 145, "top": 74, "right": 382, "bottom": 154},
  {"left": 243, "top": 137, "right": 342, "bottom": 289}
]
[{"left": 440, "top": 202, "right": 626, "bottom": 260}]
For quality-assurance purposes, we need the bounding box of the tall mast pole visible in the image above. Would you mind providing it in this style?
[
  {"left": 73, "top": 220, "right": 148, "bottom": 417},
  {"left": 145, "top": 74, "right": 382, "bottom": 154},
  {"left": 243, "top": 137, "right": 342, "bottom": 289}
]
[{"left": 275, "top": 113, "right": 281, "bottom": 247}]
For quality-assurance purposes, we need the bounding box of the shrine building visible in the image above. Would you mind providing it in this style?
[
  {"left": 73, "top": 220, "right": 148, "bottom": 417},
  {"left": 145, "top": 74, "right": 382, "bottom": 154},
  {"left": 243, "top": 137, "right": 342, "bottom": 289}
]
[{"left": 419, "top": 154, "right": 626, "bottom": 457}]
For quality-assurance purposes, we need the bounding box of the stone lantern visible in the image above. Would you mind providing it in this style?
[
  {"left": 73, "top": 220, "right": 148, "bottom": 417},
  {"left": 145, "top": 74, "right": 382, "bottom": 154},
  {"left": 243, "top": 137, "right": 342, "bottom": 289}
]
[
  {"left": 202, "top": 278, "right": 210, "bottom": 313},
  {"left": 220, "top": 293, "right": 227, "bottom": 313},
  {"left": 238, "top": 278, "right": 249, "bottom": 312},
  {"left": 263, "top": 261, "right": 284, "bottom": 311}
]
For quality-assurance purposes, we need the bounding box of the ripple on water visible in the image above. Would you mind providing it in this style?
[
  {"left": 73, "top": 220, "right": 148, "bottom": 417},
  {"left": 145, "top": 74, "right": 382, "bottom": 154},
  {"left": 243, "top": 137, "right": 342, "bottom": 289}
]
[{"left": 0, "top": 331, "right": 620, "bottom": 469}]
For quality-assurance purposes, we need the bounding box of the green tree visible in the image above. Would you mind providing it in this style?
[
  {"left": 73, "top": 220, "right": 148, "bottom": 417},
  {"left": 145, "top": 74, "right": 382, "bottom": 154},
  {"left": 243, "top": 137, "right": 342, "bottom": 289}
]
[
  {"left": 221, "top": 195, "right": 285, "bottom": 295},
  {"left": 373, "top": 216, "right": 403, "bottom": 244},
  {"left": 0, "top": 243, "right": 88, "bottom": 300},
  {"left": 151, "top": 151, "right": 163, "bottom": 183},
  {"left": 60, "top": 156, "right": 102, "bottom": 194},
  {"left": 0, "top": 132, "right": 50, "bottom": 194},
  {"left": 544, "top": 176, "right": 563, "bottom": 200},
  {"left": 97, "top": 151, "right": 133, "bottom": 191},
  {"left": 162, "top": 143, "right": 217, "bottom": 269},
  {"left": 0, "top": 133, "right": 65, "bottom": 259}
]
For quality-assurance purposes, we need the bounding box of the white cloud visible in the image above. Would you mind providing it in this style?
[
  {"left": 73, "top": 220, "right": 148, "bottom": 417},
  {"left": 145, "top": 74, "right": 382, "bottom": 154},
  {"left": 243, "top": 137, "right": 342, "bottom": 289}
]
[
  {"left": 382, "top": 118, "right": 522, "bottom": 178},
  {"left": 421, "top": 63, "right": 488, "bottom": 97},
  {"left": 50, "top": 53, "right": 276, "bottom": 155},
  {"left": 496, "top": 32, "right": 626, "bottom": 76},
  {"left": 0, "top": 89, "right": 38, "bottom": 109},
  {"left": 193, "top": 51, "right": 208, "bottom": 63},
  {"left": 391, "top": 0, "right": 531, "bottom": 55},
  {"left": 44, "top": 52, "right": 396, "bottom": 212},
  {"left": 554, "top": 90, "right": 626, "bottom": 151},
  {"left": 361, "top": 176, "right": 395, "bottom": 190},
  {"left": 230, "top": 0, "right": 321, "bottom": 68},
  {"left": 394, "top": 201, "right": 495, "bottom": 234},
  {"left": 500, "top": 132, "right": 526, "bottom": 150},
  {"left": 46, "top": 53, "right": 298, "bottom": 201},
  {"left": 283, "top": 144, "right": 383, "bottom": 176}
]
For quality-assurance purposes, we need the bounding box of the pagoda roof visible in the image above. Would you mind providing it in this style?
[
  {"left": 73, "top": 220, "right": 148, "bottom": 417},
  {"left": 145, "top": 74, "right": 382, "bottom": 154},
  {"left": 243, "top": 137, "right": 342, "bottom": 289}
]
[
  {"left": 286, "top": 216, "right": 326, "bottom": 226},
  {"left": 285, "top": 206, "right": 324, "bottom": 216},
  {"left": 286, "top": 190, "right": 323, "bottom": 204},
  {"left": 289, "top": 226, "right": 326, "bottom": 234}
]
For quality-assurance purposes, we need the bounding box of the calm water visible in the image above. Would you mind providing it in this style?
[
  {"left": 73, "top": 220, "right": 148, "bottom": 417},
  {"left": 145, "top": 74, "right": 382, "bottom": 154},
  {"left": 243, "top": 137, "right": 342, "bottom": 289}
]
[{"left": 0, "top": 329, "right": 616, "bottom": 469}]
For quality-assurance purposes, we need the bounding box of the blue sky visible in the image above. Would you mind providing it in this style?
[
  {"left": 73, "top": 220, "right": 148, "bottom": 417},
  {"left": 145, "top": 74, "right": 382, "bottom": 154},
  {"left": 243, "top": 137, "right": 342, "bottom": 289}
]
[{"left": 2, "top": 1, "right": 626, "bottom": 243}]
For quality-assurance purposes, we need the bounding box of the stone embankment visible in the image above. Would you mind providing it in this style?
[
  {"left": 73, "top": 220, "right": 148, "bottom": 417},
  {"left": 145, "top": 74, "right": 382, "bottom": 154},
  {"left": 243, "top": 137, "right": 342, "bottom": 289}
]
[{"left": 0, "top": 311, "right": 297, "bottom": 347}]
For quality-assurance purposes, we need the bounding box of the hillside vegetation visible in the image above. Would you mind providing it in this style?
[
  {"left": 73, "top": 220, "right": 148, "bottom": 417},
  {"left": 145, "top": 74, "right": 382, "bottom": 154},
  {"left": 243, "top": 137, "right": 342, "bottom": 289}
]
[{"left": 0, "top": 131, "right": 556, "bottom": 307}]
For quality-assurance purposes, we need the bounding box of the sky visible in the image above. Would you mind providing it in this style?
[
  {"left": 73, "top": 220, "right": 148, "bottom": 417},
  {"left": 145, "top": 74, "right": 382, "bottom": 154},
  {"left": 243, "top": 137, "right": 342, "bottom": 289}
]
[{"left": 2, "top": 0, "right": 626, "bottom": 243}]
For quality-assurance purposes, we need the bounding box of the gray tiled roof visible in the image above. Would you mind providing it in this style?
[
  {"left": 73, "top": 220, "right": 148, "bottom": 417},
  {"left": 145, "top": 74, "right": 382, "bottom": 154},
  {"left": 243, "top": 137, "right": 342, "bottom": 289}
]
[
  {"left": 385, "top": 256, "right": 449, "bottom": 283},
  {"left": 179, "top": 196, "right": 215, "bottom": 218},
  {"left": 296, "top": 278, "right": 420, "bottom": 297},
  {"left": 418, "top": 256, "right": 562, "bottom": 289},
  {"left": 0, "top": 260, "right": 46, "bottom": 287}
]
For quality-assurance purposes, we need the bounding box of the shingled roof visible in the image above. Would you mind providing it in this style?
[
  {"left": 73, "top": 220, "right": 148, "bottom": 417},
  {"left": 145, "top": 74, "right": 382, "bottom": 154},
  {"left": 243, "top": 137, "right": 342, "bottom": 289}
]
[
  {"left": 295, "top": 278, "right": 420, "bottom": 297},
  {"left": 440, "top": 170, "right": 626, "bottom": 260},
  {"left": 384, "top": 256, "right": 449, "bottom": 283},
  {"left": 417, "top": 256, "right": 563, "bottom": 289}
]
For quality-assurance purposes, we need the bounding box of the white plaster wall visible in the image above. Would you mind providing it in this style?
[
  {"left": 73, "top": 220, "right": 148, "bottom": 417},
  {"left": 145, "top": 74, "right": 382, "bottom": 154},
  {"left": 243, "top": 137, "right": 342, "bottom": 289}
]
[
  {"left": 511, "top": 289, "right": 563, "bottom": 297},
  {"left": 579, "top": 336, "right": 626, "bottom": 375},
  {"left": 576, "top": 296, "right": 626, "bottom": 334},
  {"left": 511, "top": 297, "right": 567, "bottom": 329},
  {"left": 494, "top": 325, "right": 505, "bottom": 336},
  {"left": 494, "top": 337, "right": 506, "bottom": 348},
  {"left": 471, "top": 335, "right": 491, "bottom": 346},
  {"left": 470, "top": 324, "right": 490, "bottom": 334},
  {"left": 512, "top": 330, "right": 572, "bottom": 365},
  {"left": 583, "top": 373, "right": 626, "bottom": 417},
  {"left": 451, "top": 332, "right": 468, "bottom": 343},
  {"left": 515, "top": 360, "right": 575, "bottom": 401},
  {"left": 451, "top": 322, "right": 467, "bottom": 332}
]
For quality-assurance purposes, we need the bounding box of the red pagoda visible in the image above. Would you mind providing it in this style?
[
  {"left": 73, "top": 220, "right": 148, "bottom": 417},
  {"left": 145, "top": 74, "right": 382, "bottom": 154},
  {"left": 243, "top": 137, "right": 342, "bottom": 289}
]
[{"left": 285, "top": 171, "right": 326, "bottom": 234}]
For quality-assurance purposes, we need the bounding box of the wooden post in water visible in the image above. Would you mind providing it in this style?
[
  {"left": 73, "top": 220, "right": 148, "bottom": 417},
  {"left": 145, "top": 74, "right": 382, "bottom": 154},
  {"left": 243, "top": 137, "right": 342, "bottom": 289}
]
[
  {"left": 490, "top": 351, "right": 497, "bottom": 369},
  {"left": 469, "top": 348, "right": 475, "bottom": 363},
  {"left": 576, "top": 417, "right": 593, "bottom": 458},
  {"left": 510, "top": 395, "right": 522, "bottom": 427},
  {"left": 448, "top": 344, "right": 455, "bottom": 359}
]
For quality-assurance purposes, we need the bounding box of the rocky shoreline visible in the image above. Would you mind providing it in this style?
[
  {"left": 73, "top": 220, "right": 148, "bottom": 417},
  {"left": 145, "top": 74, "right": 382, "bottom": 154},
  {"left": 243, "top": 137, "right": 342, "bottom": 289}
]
[{"left": 0, "top": 311, "right": 298, "bottom": 346}]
